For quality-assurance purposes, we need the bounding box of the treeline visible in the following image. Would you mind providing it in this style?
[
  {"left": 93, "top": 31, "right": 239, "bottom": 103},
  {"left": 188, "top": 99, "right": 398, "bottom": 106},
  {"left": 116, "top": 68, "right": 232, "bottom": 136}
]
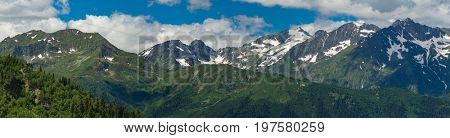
[{"left": 0, "top": 55, "right": 139, "bottom": 118}]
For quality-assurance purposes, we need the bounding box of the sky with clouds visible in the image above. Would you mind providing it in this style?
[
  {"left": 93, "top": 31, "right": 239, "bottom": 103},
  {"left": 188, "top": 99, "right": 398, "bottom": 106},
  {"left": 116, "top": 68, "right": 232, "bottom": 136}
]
[{"left": 0, "top": 0, "right": 449, "bottom": 53}]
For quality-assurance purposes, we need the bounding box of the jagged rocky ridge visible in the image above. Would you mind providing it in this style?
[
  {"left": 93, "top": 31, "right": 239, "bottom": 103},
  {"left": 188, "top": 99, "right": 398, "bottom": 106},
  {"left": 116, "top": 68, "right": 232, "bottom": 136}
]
[
  {"left": 347, "top": 18, "right": 449, "bottom": 95},
  {"left": 268, "top": 18, "right": 448, "bottom": 96},
  {"left": 137, "top": 19, "right": 449, "bottom": 96},
  {"left": 138, "top": 27, "right": 312, "bottom": 70}
]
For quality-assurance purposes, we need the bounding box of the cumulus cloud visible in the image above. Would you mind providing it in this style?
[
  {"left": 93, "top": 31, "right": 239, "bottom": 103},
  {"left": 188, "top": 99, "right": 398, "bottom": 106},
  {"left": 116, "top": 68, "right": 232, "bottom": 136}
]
[
  {"left": 299, "top": 19, "right": 349, "bottom": 34},
  {"left": 0, "top": 18, "right": 67, "bottom": 39},
  {"left": 149, "top": 0, "right": 213, "bottom": 11},
  {"left": 68, "top": 13, "right": 269, "bottom": 53},
  {"left": 0, "top": 0, "right": 68, "bottom": 41},
  {"left": 0, "top": 0, "right": 58, "bottom": 19},
  {"left": 55, "top": 0, "right": 70, "bottom": 14},
  {"left": 233, "top": 15, "right": 270, "bottom": 32},
  {"left": 187, "top": 0, "right": 212, "bottom": 11},
  {"left": 148, "top": 0, "right": 181, "bottom": 6},
  {"left": 237, "top": 0, "right": 450, "bottom": 28}
]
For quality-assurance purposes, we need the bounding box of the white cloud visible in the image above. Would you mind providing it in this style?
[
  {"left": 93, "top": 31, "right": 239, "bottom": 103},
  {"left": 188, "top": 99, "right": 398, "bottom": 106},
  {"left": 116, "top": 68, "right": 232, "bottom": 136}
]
[
  {"left": 0, "top": 0, "right": 68, "bottom": 41},
  {"left": 299, "top": 19, "right": 348, "bottom": 34},
  {"left": 0, "top": 18, "right": 67, "bottom": 38},
  {"left": 233, "top": 15, "right": 270, "bottom": 32},
  {"left": 149, "top": 0, "right": 181, "bottom": 6},
  {"left": 149, "top": 0, "right": 213, "bottom": 11},
  {"left": 187, "top": 0, "right": 212, "bottom": 11},
  {"left": 0, "top": 0, "right": 58, "bottom": 19},
  {"left": 55, "top": 0, "right": 70, "bottom": 14},
  {"left": 68, "top": 13, "right": 269, "bottom": 53},
  {"left": 237, "top": 0, "right": 450, "bottom": 28}
]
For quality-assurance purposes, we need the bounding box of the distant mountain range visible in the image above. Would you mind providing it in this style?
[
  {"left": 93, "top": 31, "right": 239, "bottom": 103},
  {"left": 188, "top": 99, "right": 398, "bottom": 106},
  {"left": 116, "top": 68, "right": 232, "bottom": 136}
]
[
  {"left": 135, "top": 18, "right": 449, "bottom": 96},
  {"left": 0, "top": 18, "right": 449, "bottom": 117},
  {"left": 273, "top": 18, "right": 449, "bottom": 96}
]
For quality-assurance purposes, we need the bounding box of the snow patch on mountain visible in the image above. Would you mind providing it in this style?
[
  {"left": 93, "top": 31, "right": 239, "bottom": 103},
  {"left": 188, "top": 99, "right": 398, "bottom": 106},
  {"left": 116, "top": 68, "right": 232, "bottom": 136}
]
[
  {"left": 140, "top": 47, "right": 153, "bottom": 56},
  {"left": 323, "top": 40, "right": 351, "bottom": 57},
  {"left": 258, "top": 40, "right": 304, "bottom": 66},
  {"left": 176, "top": 59, "right": 190, "bottom": 67},
  {"left": 396, "top": 35, "right": 408, "bottom": 43},
  {"left": 299, "top": 55, "right": 313, "bottom": 62},
  {"left": 387, "top": 37, "right": 409, "bottom": 61},
  {"left": 288, "top": 28, "right": 310, "bottom": 41},
  {"left": 256, "top": 27, "right": 311, "bottom": 67},
  {"left": 263, "top": 39, "right": 281, "bottom": 46},
  {"left": 353, "top": 21, "right": 365, "bottom": 27},
  {"left": 310, "top": 54, "right": 318, "bottom": 63},
  {"left": 444, "top": 35, "right": 450, "bottom": 40},
  {"left": 199, "top": 59, "right": 215, "bottom": 64},
  {"left": 230, "top": 27, "right": 311, "bottom": 68},
  {"left": 212, "top": 56, "right": 230, "bottom": 64},
  {"left": 176, "top": 46, "right": 184, "bottom": 52},
  {"left": 411, "top": 36, "right": 450, "bottom": 58},
  {"left": 360, "top": 29, "right": 375, "bottom": 34},
  {"left": 299, "top": 53, "right": 318, "bottom": 63},
  {"left": 69, "top": 48, "right": 77, "bottom": 54},
  {"left": 360, "top": 29, "right": 376, "bottom": 37},
  {"left": 104, "top": 57, "right": 114, "bottom": 62}
]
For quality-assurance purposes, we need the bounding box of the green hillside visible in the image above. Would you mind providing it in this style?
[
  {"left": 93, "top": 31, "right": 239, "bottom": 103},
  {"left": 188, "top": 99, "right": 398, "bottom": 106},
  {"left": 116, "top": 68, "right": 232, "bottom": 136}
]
[
  {"left": 0, "top": 56, "right": 139, "bottom": 118},
  {"left": 0, "top": 30, "right": 157, "bottom": 107},
  {"left": 135, "top": 64, "right": 449, "bottom": 117}
]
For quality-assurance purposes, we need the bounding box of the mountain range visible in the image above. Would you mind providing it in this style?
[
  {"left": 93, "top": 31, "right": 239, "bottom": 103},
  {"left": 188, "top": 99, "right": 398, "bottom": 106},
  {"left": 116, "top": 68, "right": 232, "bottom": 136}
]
[
  {"left": 272, "top": 18, "right": 449, "bottom": 96},
  {"left": 135, "top": 18, "right": 449, "bottom": 96},
  {"left": 0, "top": 18, "right": 449, "bottom": 117}
]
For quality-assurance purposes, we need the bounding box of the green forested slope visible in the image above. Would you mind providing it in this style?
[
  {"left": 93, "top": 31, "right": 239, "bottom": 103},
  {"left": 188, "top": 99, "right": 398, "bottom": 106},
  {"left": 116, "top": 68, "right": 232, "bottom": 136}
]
[
  {"left": 136, "top": 65, "right": 450, "bottom": 117},
  {"left": 0, "top": 56, "right": 139, "bottom": 117}
]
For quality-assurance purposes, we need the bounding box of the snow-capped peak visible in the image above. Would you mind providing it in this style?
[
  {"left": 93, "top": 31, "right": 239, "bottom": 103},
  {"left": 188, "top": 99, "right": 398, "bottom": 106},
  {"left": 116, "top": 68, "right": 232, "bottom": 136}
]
[
  {"left": 353, "top": 20, "right": 365, "bottom": 27},
  {"left": 245, "top": 27, "right": 311, "bottom": 67},
  {"left": 288, "top": 27, "right": 311, "bottom": 41}
]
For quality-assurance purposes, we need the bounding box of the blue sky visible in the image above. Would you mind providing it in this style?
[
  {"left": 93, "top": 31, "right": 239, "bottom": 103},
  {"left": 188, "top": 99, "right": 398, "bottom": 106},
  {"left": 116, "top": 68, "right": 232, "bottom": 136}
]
[{"left": 59, "top": 0, "right": 326, "bottom": 33}]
